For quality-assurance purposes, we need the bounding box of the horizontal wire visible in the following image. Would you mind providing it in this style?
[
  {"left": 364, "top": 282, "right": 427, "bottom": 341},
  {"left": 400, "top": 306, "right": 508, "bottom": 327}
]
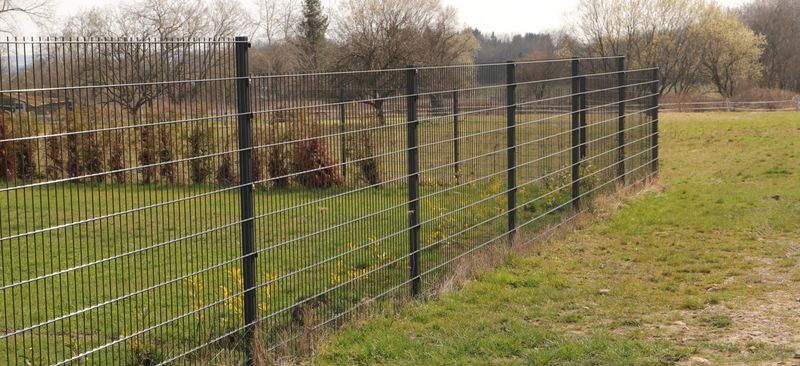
[{"left": 1, "top": 130, "right": 658, "bottom": 340}]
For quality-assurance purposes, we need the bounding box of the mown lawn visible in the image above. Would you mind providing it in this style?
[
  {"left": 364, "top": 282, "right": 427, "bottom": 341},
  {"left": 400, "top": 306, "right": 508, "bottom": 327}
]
[{"left": 312, "top": 111, "right": 800, "bottom": 365}]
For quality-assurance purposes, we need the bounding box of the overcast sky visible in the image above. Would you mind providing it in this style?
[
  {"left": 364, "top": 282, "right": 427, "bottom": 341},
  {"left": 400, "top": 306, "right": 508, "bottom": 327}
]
[{"left": 19, "top": 0, "right": 754, "bottom": 36}]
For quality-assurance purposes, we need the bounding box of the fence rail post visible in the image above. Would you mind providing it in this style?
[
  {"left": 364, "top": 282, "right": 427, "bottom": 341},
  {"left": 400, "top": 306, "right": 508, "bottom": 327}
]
[
  {"left": 453, "top": 90, "right": 460, "bottom": 184},
  {"left": 234, "top": 36, "right": 257, "bottom": 363},
  {"left": 617, "top": 56, "right": 626, "bottom": 184},
  {"left": 570, "top": 58, "right": 581, "bottom": 210},
  {"left": 339, "top": 88, "right": 347, "bottom": 178},
  {"left": 650, "top": 68, "right": 660, "bottom": 174},
  {"left": 405, "top": 66, "right": 421, "bottom": 296},
  {"left": 506, "top": 61, "right": 517, "bottom": 244}
]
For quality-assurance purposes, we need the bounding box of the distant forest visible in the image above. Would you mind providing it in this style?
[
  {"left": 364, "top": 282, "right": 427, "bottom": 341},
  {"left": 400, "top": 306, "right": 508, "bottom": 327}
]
[{"left": 471, "top": 30, "right": 557, "bottom": 63}]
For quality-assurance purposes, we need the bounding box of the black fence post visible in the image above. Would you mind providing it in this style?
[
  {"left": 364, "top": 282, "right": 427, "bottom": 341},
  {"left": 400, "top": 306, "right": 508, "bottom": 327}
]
[
  {"left": 571, "top": 58, "right": 581, "bottom": 210},
  {"left": 579, "top": 76, "right": 587, "bottom": 160},
  {"left": 339, "top": 88, "right": 347, "bottom": 178},
  {"left": 650, "top": 68, "right": 660, "bottom": 173},
  {"left": 405, "top": 66, "right": 421, "bottom": 297},
  {"left": 453, "top": 90, "right": 460, "bottom": 184},
  {"left": 506, "top": 61, "right": 517, "bottom": 244},
  {"left": 234, "top": 36, "right": 257, "bottom": 362},
  {"left": 617, "top": 56, "right": 626, "bottom": 184}
]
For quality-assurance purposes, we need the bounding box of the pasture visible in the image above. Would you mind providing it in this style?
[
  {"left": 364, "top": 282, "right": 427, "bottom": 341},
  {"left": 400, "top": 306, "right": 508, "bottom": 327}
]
[{"left": 312, "top": 111, "right": 800, "bottom": 365}]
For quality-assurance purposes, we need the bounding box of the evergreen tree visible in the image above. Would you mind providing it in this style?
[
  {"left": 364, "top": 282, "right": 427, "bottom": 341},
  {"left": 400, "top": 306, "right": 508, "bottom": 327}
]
[{"left": 299, "top": 0, "right": 328, "bottom": 70}]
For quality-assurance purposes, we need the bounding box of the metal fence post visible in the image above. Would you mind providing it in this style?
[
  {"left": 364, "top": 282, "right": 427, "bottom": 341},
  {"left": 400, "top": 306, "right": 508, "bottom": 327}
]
[
  {"left": 579, "top": 76, "right": 587, "bottom": 160},
  {"left": 617, "top": 56, "right": 626, "bottom": 184},
  {"left": 339, "top": 88, "right": 347, "bottom": 178},
  {"left": 506, "top": 61, "right": 517, "bottom": 244},
  {"left": 405, "top": 66, "right": 421, "bottom": 297},
  {"left": 650, "top": 68, "right": 660, "bottom": 174},
  {"left": 453, "top": 90, "right": 460, "bottom": 184},
  {"left": 234, "top": 36, "right": 257, "bottom": 362},
  {"left": 571, "top": 58, "right": 581, "bottom": 210}
]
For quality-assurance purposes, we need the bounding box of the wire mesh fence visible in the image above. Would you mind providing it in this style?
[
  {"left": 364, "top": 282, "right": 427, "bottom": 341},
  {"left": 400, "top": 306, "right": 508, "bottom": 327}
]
[{"left": 0, "top": 37, "right": 659, "bottom": 365}]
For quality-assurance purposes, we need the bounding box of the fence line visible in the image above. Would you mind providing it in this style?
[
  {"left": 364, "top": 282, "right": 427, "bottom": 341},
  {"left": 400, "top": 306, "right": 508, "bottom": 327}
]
[
  {"left": 0, "top": 37, "right": 659, "bottom": 365},
  {"left": 661, "top": 97, "right": 800, "bottom": 112}
]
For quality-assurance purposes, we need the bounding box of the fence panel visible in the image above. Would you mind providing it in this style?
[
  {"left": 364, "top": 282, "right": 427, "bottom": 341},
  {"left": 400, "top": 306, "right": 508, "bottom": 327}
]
[{"left": 0, "top": 38, "right": 660, "bottom": 364}]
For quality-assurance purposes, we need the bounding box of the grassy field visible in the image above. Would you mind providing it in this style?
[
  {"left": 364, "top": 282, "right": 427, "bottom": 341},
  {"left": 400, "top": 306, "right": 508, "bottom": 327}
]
[
  {"left": 1, "top": 109, "right": 655, "bottom": 364},
  {"left": 312, "top": 112, "right": 800, "bottom": 365}
]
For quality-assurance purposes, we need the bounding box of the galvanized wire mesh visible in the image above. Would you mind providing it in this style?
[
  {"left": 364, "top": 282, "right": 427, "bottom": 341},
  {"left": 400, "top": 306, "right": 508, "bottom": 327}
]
[{"left": 0, "top": 37, "right": 659, "bottom": 365}]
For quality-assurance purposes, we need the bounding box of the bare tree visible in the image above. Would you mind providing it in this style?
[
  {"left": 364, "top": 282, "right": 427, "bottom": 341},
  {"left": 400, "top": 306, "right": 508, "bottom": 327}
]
[
  {"left": 0, "top": 0, "right": 51, "bottom": 35},
  {"left": 331, "top": 0, "right": 478, "bottom": 124},
  {"left": 565, "top": 0, "right": 708, "bottom": 94},
  {"left": 740, "top": 0, "right": 800, "bottom": 92},
  {"left": 255, "top": 0, "right": 300, "bottom": 46}
]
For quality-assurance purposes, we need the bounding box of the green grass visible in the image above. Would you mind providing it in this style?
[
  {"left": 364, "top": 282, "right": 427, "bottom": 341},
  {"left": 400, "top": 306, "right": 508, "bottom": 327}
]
[
  {"left": 312, "top": 111, "right": 800, "bottom": 365},
  {"left": 1, "top": 110, "right": 656, "bottom": 364}
]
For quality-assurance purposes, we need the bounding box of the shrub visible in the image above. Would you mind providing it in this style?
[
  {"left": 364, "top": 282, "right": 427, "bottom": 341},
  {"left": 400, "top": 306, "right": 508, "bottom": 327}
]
[
  {"left": 108, "top": 131, "right": 126, "bottom": 183},
  {"left": 251, "top": 127, "right": 267, "bottom": 187},
  {"left": 187, "top": 125, "right": 214, "bottom": 184},
  {"left": 216, "top": 152, "right": 236, "bottom": 186},
  {"left": 347, "top": 130, "right": 380, "bottom": 186},
  {"left": 0, "top": 113, "right": 14, "bottom": 179},
  {"left": 267, "top": 122, "right": 292, "bottom": 188},
  {"left": 80, "top": 134, "right": 104, "bottom": 183},
  {"left": 291, "top": 115, "right": 341, "bottom": 188},
  {"left": 139, "top": 124, "right": 157, "bottom": 184},
  {"left": 157, "top": 127, "right": 176, "bottom": 184},
  {"left": 14, "top": 139, "right": 37, "bottom": 180},
  {"left": 65, "top": 123, "right": 82, "bottom": 179},
  {"left": 45, "top": 125, "right": 64, "bottom": 180}
]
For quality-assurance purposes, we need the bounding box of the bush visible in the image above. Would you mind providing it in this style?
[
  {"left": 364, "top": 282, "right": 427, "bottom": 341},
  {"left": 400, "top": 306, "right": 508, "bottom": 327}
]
[
  {"left": 139, "top": 124, "right": 157, "bottom": 184},
  {"left": 216, "top": 151, "right": 236, "bottom": 186},
  {"left": 251, "top": 127, "right": 267, "bottom": 187},
  {"left": 80, "top": 134, "right": 104, "bottom": 183},
  {"left": 0, "top": 113, "right": 14, "bottom": 179},
  {"left": 732, "top": 87, "right": 798, "bottom": 110},
  {"left": 45, "top": 125, "right": 64, "bottom": 180},
  {"left": 108, "top": 131, "right": 126, "bottom": 183},
  {"left": 65, "top": 123, "right": 82, "bottom": 179},
  {"left": 157, "top": 127, "right": 176, "bottom": 184},
  {"left": 187, "top": 125, "right": 214, "bottom": 184},
  {"left": 267, "top": 122, "right": 292, "bottom": 188},
  {"left": 347, "top": 130, "right": 380, "bottom": 186},
  {"left": 291, "top": 115, "right": 341, "bottom": 188},
  {"left": 14, "top": 139, "right": 37, "bottom": 180}
]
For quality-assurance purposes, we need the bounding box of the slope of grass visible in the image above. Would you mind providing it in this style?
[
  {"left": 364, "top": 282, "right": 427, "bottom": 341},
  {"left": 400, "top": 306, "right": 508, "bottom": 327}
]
[{"left": 312, "top": 111, "right": 800, "bottom": 365}]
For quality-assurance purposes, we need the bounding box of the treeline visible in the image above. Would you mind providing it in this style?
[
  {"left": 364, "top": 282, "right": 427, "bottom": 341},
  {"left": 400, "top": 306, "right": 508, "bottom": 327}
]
[{"left": 560, "top": 0, "right": 800, "bottom": 98}]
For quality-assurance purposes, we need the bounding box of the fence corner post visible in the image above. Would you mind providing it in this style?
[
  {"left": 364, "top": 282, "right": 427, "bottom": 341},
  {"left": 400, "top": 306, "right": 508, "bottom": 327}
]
[
  {"left": 650, "top": 68, "right": 660, "bottom": 174},
  {"left": 570, "top": 57, "right": 581, "bottom": 211},
  {"left": 506, "top": 61, "right": 517, "bottom": 245},
  {"left": 617, "top": 56, "right": 626, "bottom": 185},
  {"left": 234, "top": 35, "right": 257, "bottom": 363},
  {"left": 405, "top": 66, "right": 421, "bottom": 297}
]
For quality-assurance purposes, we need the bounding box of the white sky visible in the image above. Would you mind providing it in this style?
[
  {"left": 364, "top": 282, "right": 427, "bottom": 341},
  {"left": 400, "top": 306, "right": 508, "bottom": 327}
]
[{"left": 17, "top": 0, "right": 754, "bottom": 36}]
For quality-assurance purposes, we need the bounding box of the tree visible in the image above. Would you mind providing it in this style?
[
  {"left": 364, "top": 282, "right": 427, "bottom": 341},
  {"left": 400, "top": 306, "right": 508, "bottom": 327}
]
[
  {"left": 696, "top": 5, "right": 765, "bottom": 98},
  {"left": 565, "top": 0, "right": 766, "bottom": 96},
  {"left": 0, "top": 0, "right": 51, "bottom": 35},
  {"left": 298, "top": 0, "right": 328, "bottom": 70},
  {"left": 331, "top": 0, "right": 478, "bottom": 124},
  {"left": 255, "top": 0, "right": 299, "bottom": 46},
  {"left": 739, "top": 0, "right": 800, "bottom": 92},
  {"left": 565, "top": 0, "right": 709, "bottom": 94}
]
